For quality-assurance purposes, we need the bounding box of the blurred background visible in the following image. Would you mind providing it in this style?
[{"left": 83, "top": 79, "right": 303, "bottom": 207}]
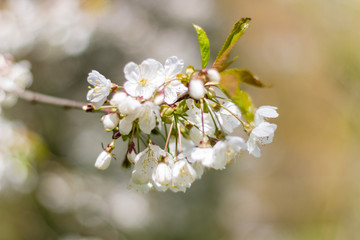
[{"left": 1, "top": 0, "right": 360, "bottom": 239}]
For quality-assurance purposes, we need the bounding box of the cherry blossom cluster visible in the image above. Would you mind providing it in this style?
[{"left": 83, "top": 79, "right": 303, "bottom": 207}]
[
  {"left": 0, "top": 53, "right": 32, "bottom": 114},
  {"left": 86, "top": 56, "right": 278, "bottom": 193}
]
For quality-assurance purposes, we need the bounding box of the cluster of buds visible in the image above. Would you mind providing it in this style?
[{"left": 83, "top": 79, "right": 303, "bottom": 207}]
[{"left": 86, "top": 53, "right": 278, "bottom": 192}]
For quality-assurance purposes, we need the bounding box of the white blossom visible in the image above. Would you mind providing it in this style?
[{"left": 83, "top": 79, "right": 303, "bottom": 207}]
[
  {"left": 189, "top": 79, "right": 205, "bottom": 100},
  {"left": 152, "top": 162, "right": 173, "bottom": 191},
  {"left": 0, "top": 54, "right": 33, "bottom": 110},
  {"left": 95, "top": 150, "right": 112, "bottom": 170},
  {"left": 86, "top": 70, "right": 112, "bottom": 109},
  {"left": 254, "top": 105, "right": 279, "bottom": 125},
  {"left": 113, "top": 95, "right": 160, "bottom": 135},
  {"left": 163, "top": 56, "right": 187, "bottom": 104},
  {"left": 124, "top": 59, "right": 165, "bottom": 99},
  {"left": 170, "top": 154, "right": 196, "bottom": 192},
  {"left": 212, "top": 136, "right": 247, "bottom": 169},
  {"left": 110, "top": 92, "right": 141, "bottom": 115},
  {"left": 137, "top": 101, "right": 161, "bottom": 134},
  {"left": 190, "top": 147, "right": 214, "bottom": 167},
  {"left": 129, "top": 144, "right": 164, "bottom": 192}
]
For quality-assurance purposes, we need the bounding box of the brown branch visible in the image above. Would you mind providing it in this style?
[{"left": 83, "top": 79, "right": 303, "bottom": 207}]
[{"left": 16, "top": 89, "right": 86, "bottom": 110}]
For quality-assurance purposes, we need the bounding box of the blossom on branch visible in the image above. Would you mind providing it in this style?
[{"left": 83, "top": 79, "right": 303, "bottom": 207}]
[
  {"left": 84, "top": 18, "right": 279, "bottom": 193},
  {"left": 86, "top": 70, "right": 112, "bottom": 109}
]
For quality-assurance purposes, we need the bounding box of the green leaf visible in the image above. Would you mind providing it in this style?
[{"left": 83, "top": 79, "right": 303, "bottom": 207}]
[
  {"left": 232, "top": 88, "right": 255, "bottom": 122},
  {"left": 221, "top": 69, "right": 265, "bottom": 88},
  {"left": 212, "top": 18, "right": 251, "bottom": 72},
  {"left": 193, "top": 24, "right": 210, "bottom": 69}
]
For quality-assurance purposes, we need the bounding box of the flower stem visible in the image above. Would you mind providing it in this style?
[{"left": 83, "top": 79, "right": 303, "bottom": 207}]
[{"left": 164, "top": 117, "right": 174, "bottom": 152}]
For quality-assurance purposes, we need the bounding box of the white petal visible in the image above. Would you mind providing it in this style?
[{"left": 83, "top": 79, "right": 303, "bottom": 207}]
[
  {"left": 119, "top": 115, "right": 136, "bottom": 135},
  {"left": 124, "top": 80, "right": 139, "bottom": 97},
  {"left": 87, "top": 70, "right": 107, "bottom": 86},
  {"left": 164, "top": 85, "right": 178, "bottom": 104},
  {"left": 152, "top": 163, "right": 172, "bottom": 186},
  {"left": 124, "top": 62, "right": 140, "bottom": 82},
  {"left": 110, "top": 92, "right": 127, "bottom": 106},
  {"left": 138, "top": 102, "right": 159, "bottom": 134},
  {"left": 247, "top": 135, "right": 261, "bottom": 157},
  {"left": 164, "top": 56, "right": 184, "bottom": 79},
  {"left": 252, "top": 122, "right": 277, "bottom": 138},
  {"left": 140, "top": 59, "right": 164, "bottom": 85},
  {"left": 257, "top": 106, "right": 279, "bottom": 118},
  {"left": 255, "top": 105, "right": 278, "bottom": 125}
]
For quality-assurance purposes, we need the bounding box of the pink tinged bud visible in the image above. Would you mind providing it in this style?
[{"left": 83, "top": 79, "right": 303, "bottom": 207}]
[
  {"left": 189, "top": 79, "right": 205, "bottom": 100},
  {"left": 207, "top": 69, "right": 220, "bottom": 82},
  {"left": 101, "top": 113, "right": 120, "bottom": 131},
  {"left": 95, "top": 151, "right": 112, "bottom": 170}
]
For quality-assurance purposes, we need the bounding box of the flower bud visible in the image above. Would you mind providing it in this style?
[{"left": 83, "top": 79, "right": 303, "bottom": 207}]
[
  {"left": 95, "top": 150, "right": 112, "bottom": 170},
  {"left": 82, "top": 103, "right": 95, "bottom": 112},
  {"left": 189, "top": 79, "right": 205, "bottom": 100},
  {"left": 207, "top": 69, "right": 220, "bottom": 82},
  {"left": 206, "top": 87, "right": 216, "bottom": 99},
  {"left": 101, "top": 113, "right": 120, "bottom": 131}
]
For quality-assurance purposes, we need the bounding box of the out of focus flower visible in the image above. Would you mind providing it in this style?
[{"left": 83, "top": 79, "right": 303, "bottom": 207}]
[
  {"left": 0, "top": 118, "right": 39, "bottom": 193},
  {"left": 0, "top": 54, "right": 32, "bottom": 112}
]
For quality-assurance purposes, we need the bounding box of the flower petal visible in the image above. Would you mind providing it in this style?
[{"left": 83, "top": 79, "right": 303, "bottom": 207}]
[
  {"left": 165, "top": 56, "right": 184, "bottom": 79},
  {"left": 124, "top": 62, "right": 140, "bottom": 82}
]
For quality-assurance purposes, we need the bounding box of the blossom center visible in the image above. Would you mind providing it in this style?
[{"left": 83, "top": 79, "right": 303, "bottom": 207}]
[{"left": 139, "top": 78, "right": 148, "bottom": 86}]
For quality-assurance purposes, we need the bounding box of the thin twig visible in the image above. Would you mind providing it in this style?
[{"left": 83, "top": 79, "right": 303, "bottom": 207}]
[{"left": 15, "top": 89, "right": 110, "bottom": 112}]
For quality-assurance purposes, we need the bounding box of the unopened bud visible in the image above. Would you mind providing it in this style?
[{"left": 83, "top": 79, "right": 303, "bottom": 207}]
[
  {"left": 207, "top": 69, "right": 220, "bottom": 82},
  {"left": 189, "top": 78, "right": 205, "bottom": 100},
  {"left": 160, "top": 105, "right": 174, "bottom": 117},
  {"left": 82, "top": 104, "right": 95, "bottom": 112},
  {"left": 206, "top": 87, "right": 216, "bottom": 99},
  {"left": 112, "top": 130, "right": 121, "bottom": 139},
  {"left": 95, "top": 150, "right": 112, "bottom": 170},
  {"left": 101, "top": 113, "right": 120, "bottom": 131},
  {"left": 127, "top": 142, "right": 137, "bottom": 164}
]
